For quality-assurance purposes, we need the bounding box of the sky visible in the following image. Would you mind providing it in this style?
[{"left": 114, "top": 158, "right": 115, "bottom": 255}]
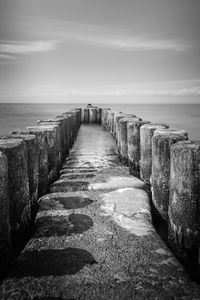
[{"left": 0, "top": 0, "right": 200, "bottom": 103}]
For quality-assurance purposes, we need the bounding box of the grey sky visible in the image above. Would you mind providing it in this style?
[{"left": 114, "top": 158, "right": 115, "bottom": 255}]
[{"left": 0, "top": 0, "right": 200, "bottom": 103}]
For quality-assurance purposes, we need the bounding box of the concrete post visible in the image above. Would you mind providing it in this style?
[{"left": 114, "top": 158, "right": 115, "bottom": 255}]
[
  {"left": 140, "top": 123, "right": 169, "bottom": 184},
  {"left": 127, "top": 120, "right": 150, "bottom": 177},
  {"left": 168, "top": 140, "right": 200, "bottom": 256},
  {"left": 107, "top": 110, "right": 112, "bottom": 131},
  {"left": 0, "top": 139, "right": 30, "bottom": 235},
  {"left": 113, "top": 112, "right": 123, "bottom": 138},
  {"left": 37, "top": 123, "right": 62, "bottom": 175},
  {"left": 82, "top": 108, "right": 89, "bottom": 123},
  {"left": 27, "top": 126, "right": 58, "bottom": 185},
  {"left": 102, "top": 108, "right": 111, "bottom": 128},
  {"left": 151, "top": 129, "right": 188, "bottom": 221},
  {"left": 118, "top": 117, "right": 140, "bottom": 164},
  {"left": 55, "top": 116, "right": 69, "bottom": 159},
  {"left": 115, "top": 114, "right": 127, "bottom": 146},
  {"left": 2, "top": 134, "right": 39, "bottom": 218},
  {"left": 110, "top": 111, "right": 117, "bottom": 136},
  {"left": 0, "top": 151, "right": 10, "bottom": 277},
  {"left": 96, "top": 108, "right": 102, "bottom": 124},
  {"left": 89, "top": 108, "right": 97, "bottom": 123},
  {"left": 16, "top": 128, "right": 49, "bottom": 197},
  {"left": 61, "top": 113, "right": 75, "bottom": 147},
  {"left": 37, "top": 120, "right": 62, "bottom": 174}
]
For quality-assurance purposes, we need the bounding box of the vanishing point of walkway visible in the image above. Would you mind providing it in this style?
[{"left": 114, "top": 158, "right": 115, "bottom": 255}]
[{"left": 0, "top": 124, "right": 200, "bottom": 299}]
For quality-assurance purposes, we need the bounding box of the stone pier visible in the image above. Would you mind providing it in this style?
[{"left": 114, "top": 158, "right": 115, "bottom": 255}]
[{"left": 1, "top": 122, "right": 200, "bottom": 299}]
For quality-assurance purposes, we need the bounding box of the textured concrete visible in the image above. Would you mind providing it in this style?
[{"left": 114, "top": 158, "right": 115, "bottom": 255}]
[
  {"left": 0, "top": 151, "right": 10, "bottom": 278},
  {"left": 168, "top": 140, "right": 200, "bottom": 269},
  {"left": 151, "top": 129, "right": 188, "bottom": 221},
  {"left": 0, "top": 139, "right": 30, "bottom": 234},
  {"left": 2, "top": 133, "right": 39, "bottom": 216},
  {"left": 1, "top": 124, "right": 200, "bottom": 299},
  {"left": 140, "top": 123, "right": 168, "bottom": 184}
]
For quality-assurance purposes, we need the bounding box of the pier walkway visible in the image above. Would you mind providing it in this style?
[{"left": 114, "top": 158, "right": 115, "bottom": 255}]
[{"left": 1, "top": 124, "right": 200, "bottom": 299}]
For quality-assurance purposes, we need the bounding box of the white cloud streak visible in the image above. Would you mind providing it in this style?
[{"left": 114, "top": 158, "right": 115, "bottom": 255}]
[
  {"left": 0, "top": 40, "right": 59, "bottom": 59},
  {"left": 2, "top": 15, "right": 190, "bottom": 53},
  {"left": 64, "top": 32, "right": 188, "bottom": 52}
]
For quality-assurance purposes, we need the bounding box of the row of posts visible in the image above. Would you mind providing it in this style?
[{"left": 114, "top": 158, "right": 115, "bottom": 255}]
[
  {"left": 0, "top": 108, "right": 82, "bottom": 278},
  {"left": 101, "top": 107, "right": 200, "bottom": 270}
]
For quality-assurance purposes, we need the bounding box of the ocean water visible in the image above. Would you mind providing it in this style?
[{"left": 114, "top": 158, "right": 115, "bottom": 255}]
[{"left": 0, "top": 103, "right": 200, "bottom": 140}]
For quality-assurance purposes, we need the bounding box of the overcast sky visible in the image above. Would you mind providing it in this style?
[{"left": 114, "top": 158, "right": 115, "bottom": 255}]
[{"left": 0, "top": 0, "right": 200, "bottom": 103}]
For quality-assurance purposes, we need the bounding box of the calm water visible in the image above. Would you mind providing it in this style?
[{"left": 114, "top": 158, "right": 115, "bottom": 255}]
[{"left": 0, "top": 103, "right": 200, "bottom": 140}]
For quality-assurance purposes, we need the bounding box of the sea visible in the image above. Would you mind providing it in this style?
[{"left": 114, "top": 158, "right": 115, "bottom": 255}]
[{"left": 0, "top": 103, "right": 200, "bottom": 140}]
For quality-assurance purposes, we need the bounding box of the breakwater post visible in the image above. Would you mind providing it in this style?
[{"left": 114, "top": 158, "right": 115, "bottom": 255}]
[
  {"left": 101, "top": 106, "right": 200, "bottom": 274},
  {"left": 151, "top": 129, "right": 188, "bottom": 221},
  {"left": 0, "top": 152, "right": 10, "bottom": 278},
  {"left": 168, "top": 140, "right": 200, "bottom": 272},
  {"left": 0, "top": 104, "right": 200, "bottom": 281},
  {"left": 140, "top": 124, "right": 169, "bottom": 185},
  {"left": 0, "top": 108, "right": 81, "bottom": 278}
]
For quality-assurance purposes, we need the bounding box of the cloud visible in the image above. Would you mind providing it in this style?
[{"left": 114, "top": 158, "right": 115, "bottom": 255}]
[
  {"left": 64, "top": 32, "right": 188, "bottom": 52},
  {"left": 0, "top": 53, "right": 15, "bottom": 59},
  {"left": 2, "top": 15, "right": 189, "bottom": 53},
  {"left": 0, "top": 40, "right": 59, "bottom": 59}
]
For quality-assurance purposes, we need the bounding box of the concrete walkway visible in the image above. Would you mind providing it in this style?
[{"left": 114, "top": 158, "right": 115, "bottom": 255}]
[{"left": 1, "top": 124, "right": 200, "bottom": 299}]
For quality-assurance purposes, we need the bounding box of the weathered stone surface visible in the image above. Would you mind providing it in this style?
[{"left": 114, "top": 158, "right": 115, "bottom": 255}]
[
  {"left": 38, "top": 193, "right": 93, "bottom": 211},
  {"left": 89, "top": 176, "right": 145, "bottom": 191},
  {"left": 60, "top": 113, "right": 74, "bottom": 147},
  {"left": 140, "top": 123, "right": 168, "bottom": 184},
  {"left": 96, "top": 108, "right": 102, "bottom": 124},
  {"left": 3, "top": 133, "right": 39, "bottom": 216},
  {"left": 37, "top": 124, "right": 62, "bottom": 178},
  {"left": 115, "top": 114, "right": 127, "bottom": 146},
  {"left": 27, "top": 125, "right": 58, "bottom": 185},
  {"left": 0, "top": 139, "right": 30, "bottom": 234},
  {"left": 101, "top": 188, "right": 153, "bottom": 236},
  {"left": 0, "top": 151, "right": 10, "bottom": 278},
  {"left": 81, "top": 108, "right": 89, "bottom": 123},
  {"left": 16, "top": 128, "right": 48, "bottom": 197},
  {"left": 101, "top": 108, "right": 111, "bottom": 128},
  {"left": 61, "top": 112, "right": 78, "bottom": 147},
  {"left": 118, "top": 117, "right": 140, "bottom": 163},
  {"left": 55, "top": 115, "right": 70, "bottom": 158},
  {"left": 37, "top": 120, "right": 62, "bottom": 172},
  {"left": 1, "top": 123, "right": 200, "bottom": 299},
  {"left": 168, "top": 140, "right": 200, "bottom": 254},
  {"left": 89, "top": 108, "right": 97, "bottom": 123},
  {"left": 151, "top": 129, "right": 188, "bottom": 221},
  {"left": 127, "top": 120, "right": 150, "bottom": 177},
  {"left": 112, "top": 111, "right": 123, "bottom": 137}
]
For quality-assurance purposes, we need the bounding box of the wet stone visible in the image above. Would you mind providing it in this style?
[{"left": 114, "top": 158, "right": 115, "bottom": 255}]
[
  {"left": 60, "top": 168, "right": 98, "bottom": 175},
  {"left": 10, "top": 248, "right": 96, "bottom": 277},
  {"left": 39, "top": 194, "right": 93, "bottom": 211},
  {"left": 35, "top": 213, "right": 93, "bottom": 237},
  {"left": 49, "top": 180, "right": 89, "bottom": 192},
  {"left": 60, "top": 173, "right": 95, "bottom": 180}
]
